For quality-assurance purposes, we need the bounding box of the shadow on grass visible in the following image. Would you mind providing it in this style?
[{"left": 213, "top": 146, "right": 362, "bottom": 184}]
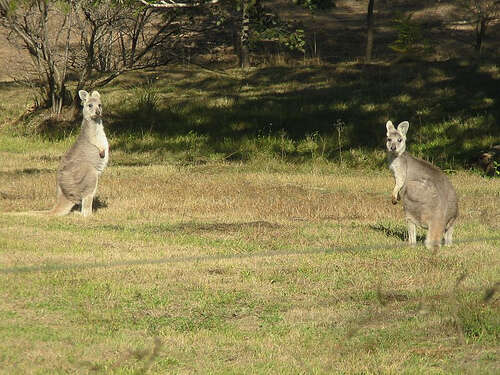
[
  {"left": 31, "top": 60, "right": 500, "bottom": 168},
  {"left": 96, "top": 220, "right": 279, "bottom": 235},
  {"left": 170, "top": 220, "right": 280, "bottom": 233},
  {"left": 72, "top": 195, "right": 108, "bottom": 213},
  {"left": 0, "top": 168, "right": 55, "bottom": 177},
  {"left": 369, "top": 222, "right": 426, "bottom": 243}
]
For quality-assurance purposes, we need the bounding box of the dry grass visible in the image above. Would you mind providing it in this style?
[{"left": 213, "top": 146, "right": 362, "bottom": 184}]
[{"left": 0, "top": 138, "right": 498, "bottom": 374}]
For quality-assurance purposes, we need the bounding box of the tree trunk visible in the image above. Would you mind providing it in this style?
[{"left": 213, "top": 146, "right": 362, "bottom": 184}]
[
  {"left": 240, "top": 0, "right": 250, "bottom": 68},
  {"left": 365, "top": 0, "right": 375, "bottom": 62},
  {"left": 475, "top": 17, "right": 487, "bottom": 56}
]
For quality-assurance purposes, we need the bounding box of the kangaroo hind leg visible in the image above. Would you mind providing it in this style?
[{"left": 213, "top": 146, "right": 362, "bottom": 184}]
[
  {"left": 425, "top": 218, "right": 445, "bottom": 251},
  {"left": 81, "top": 174, "right": 98, "bottom": 218},
  {"left": 443, "top": 217, "right": 456, "bottom": 246},
  {"left": 49, "top": 185, "right": 75, "bottom": 216},
  {"left": 407, "top": 219, "right": 417, "bottom": 246}
]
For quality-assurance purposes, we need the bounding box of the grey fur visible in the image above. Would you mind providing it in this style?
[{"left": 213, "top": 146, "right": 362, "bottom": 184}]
[
  {"left": 386, "top": 120, "right": 458, "bottom": 250},
  {"left": 51, "top": 90, "right": 109, "bottom": 216}
]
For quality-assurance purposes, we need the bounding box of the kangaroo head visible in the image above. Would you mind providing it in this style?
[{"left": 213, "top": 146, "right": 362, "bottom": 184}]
[
  {"left": 386, "top": 120, "right": 409, "bottom": 156},
  {"left": 79, "top": 90, "right": 102, "bottom": 121}
]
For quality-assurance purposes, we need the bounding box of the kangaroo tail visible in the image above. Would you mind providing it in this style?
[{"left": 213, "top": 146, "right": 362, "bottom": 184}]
[
  {"left": 3, "top": 199, "right": 74, "bottom": 217},
  {"left": 47, "top": 199, "right": 75, "bottom": 216},
  {"left": 3, "top": 210, "right": 51, "bottom": 216}
]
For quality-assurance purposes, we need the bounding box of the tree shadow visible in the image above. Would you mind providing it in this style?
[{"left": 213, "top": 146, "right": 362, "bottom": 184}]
[
  {"left": 109, "top": 59, "right": 498, "bottom": 166},
  {"left": 22, "top": 57, "right": 496, "bottom": 169},
  {"left": 369, "top": 222, "right": 425, "bottom": 243},
  {"left": 95, "top": 220, "right": 280, "bottom": 235},
  {"left": 168, "top": 220, "right": 280, "bottom": 233},
  {"left": 0, "top": 168, "right": 54, "bottom": 177}
]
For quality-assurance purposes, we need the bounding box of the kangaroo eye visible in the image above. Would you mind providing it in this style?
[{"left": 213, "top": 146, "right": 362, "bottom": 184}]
[
  {"left": 398, "top": 138, "right": 402, "bottom": 142},
  {"left": 88, "top": 104, "right": 93, "bottom": 108}
]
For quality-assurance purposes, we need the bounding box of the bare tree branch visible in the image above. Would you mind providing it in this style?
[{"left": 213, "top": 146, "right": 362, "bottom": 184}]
[{"left": 138, "top": 0, "right": 219, "bottom": 8}]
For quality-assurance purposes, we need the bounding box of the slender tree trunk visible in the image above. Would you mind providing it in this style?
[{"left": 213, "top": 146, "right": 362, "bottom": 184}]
[
  {"left": 365, "top": 0, "right": 375, "bottom": 62},
  {"left": 475, "top": 17, "right": 487, "bottom": 55},
  {"left": 240, "top": 0, "right": 250, "bottom": 68}
]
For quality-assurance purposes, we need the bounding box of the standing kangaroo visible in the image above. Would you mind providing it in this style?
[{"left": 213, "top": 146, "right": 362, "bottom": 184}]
[
  {"left": 386, "top": 120, "right": 458, "bottom": 250},
  {"left": 50, "top": 90, "right": 109, "bottom": 216},
  {"left": 7, "top": 90, "right": 109, "bottom": 217}
]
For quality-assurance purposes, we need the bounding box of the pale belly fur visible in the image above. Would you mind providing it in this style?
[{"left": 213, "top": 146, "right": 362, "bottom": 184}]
[{"left": 95, "top": 124, "right": 109, "bottom": 173}]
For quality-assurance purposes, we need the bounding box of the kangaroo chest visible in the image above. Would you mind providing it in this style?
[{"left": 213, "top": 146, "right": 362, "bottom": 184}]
[
  {"left": 388, "top": 155, "right": 405, "bottom": 177},
  {"left": 95, "top": 123, "right": 108, "bottom": 150},
  {"left": 94, "top": 122, "right": 109, "bottom": 172}
]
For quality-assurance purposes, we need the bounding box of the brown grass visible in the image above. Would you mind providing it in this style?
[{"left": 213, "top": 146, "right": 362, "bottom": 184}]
[{"left": 0, "top": 139, "right": 498, "bottom": 373}]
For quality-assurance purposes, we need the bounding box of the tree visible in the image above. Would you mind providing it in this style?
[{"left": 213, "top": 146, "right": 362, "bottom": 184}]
[
  {"left": 0, "top": 0, "right": 73, "bottom": 114},
  {"left": 0, "top": 0, "right": 188, "bottom": 114},
  {"left": 456, "top": 0, "right": 500, "bottom": 56},
  {"left": 365, "top": 0, "right": 375, "bottom": 62},
  {"left": 139, "top": 0, "right": 252, "bottom": 68},
  {"left": 73, "top": 0, "right": 180, "bottom": 90},
  {"left": 239, "top": 0, "right": 250, "bottom": 67},
  {"left": 140, "top": 0, "right": 335, "bottom": 68},
  {"left": 138, "top": 0, "right": 220, "bottom": 7}
]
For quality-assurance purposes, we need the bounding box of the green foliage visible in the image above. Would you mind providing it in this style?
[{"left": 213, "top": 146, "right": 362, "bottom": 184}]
[
  {"left": 252, "top": 27, "right": 306, "bottom": 53},
  {"left": 286, "top": 28, "right": 306, "bottom": 53},
  {"left": 133, "top": 78, "right": 161, "bottom": 114},
  {"left": 296, "top": 132, "right": 326, "bottom": 159},
  {"left": 389, "top": 14, "right": 432, "bottom": 56},
  {"left": 293, "top": 0, "right": 336, "bottom": 11},
  {"left": 250, "top": 6, "right": 306, "bottom": 53}
]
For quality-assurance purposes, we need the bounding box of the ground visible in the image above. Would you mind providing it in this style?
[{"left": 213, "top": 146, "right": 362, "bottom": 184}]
[{"left": 0, "top": 136, "right": 498, "bottom": 374}]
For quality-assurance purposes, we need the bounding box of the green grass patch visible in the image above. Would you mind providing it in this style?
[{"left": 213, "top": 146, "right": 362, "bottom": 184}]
[
  {"left": 0, "top": 63, "right": 499, "bottom": 373},
  {"left": 2, "top": 62, "right": 499, "bottom": 171}
]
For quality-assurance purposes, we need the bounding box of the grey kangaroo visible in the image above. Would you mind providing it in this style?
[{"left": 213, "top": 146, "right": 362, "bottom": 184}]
[
  {"left": 9, "top": 90, "right": 109, "bottom": 217},
  {"left": 51, "top": 90, "right": 109, "bottom": 216},
  {"left": 386, "top": 120, "right": 458, "bottom": 250}
]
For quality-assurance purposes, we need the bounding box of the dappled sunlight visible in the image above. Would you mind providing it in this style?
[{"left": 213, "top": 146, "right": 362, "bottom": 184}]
[
  {"left": 361, "top": 103, "right": 378, "bottom": 112},
  {"left": 209, "top": 96, "right": 236, "bottom": 108},
  {"left": 330, "top": 102, "right": 350, "bottom": 112},
  {"left": 406, "top": 77, "right": 425, "bottom": 89},
  {"left": 433, "top": 87, "right": 456, "bottom": 97},
  {"left": 478, "top": 64, "right": 500, "bottom": 78},
  {"left": 96, "top": 60, "right": 500, "bottom": 169},
  {"left": 2, "top": 60, "right": 498, "bottom": 172},
  {"left": 392, "top": 94, "right": 412, "bottom": 104}
]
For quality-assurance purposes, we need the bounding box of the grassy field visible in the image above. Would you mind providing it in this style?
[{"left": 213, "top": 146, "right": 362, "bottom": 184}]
[
  {"left": 1, "top": 0, "right": 499, "bottom": 369},
  {"left": 0, "top": 60, "right": 499, "bottom": 373},
  {"left": 0, "top": 131, "right": 499, "bottom": 374}
]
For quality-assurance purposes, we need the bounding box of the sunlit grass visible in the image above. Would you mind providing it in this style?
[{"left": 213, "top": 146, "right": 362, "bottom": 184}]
[{"left": 0, "top": 146, "right": 498, "bottom": 373}]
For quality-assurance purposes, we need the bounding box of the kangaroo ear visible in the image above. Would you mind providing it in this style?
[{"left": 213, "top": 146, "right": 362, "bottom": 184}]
[
  {"left": 386, "top": 120, "right": 395, "bottom": 133},
  {"left": 397, "top": 121, "right": 409, "bottom": 136},
  {"left": 91, "top": 91, "right": 100, "bottom": 99},
  {"left": 79, "top": 90, "right": 89, "bottom": 102}
]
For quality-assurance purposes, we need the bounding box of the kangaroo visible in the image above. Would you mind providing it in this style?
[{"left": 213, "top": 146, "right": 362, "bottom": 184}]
[
  {"left": 8, "top": 90, "right": 109, "bottom": 217},
  {"left": 50, "top": 90, "right": 109, "bottom": 216},
  {"left": 386, "top": 120, "right": 458, "bottom": 250}
]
